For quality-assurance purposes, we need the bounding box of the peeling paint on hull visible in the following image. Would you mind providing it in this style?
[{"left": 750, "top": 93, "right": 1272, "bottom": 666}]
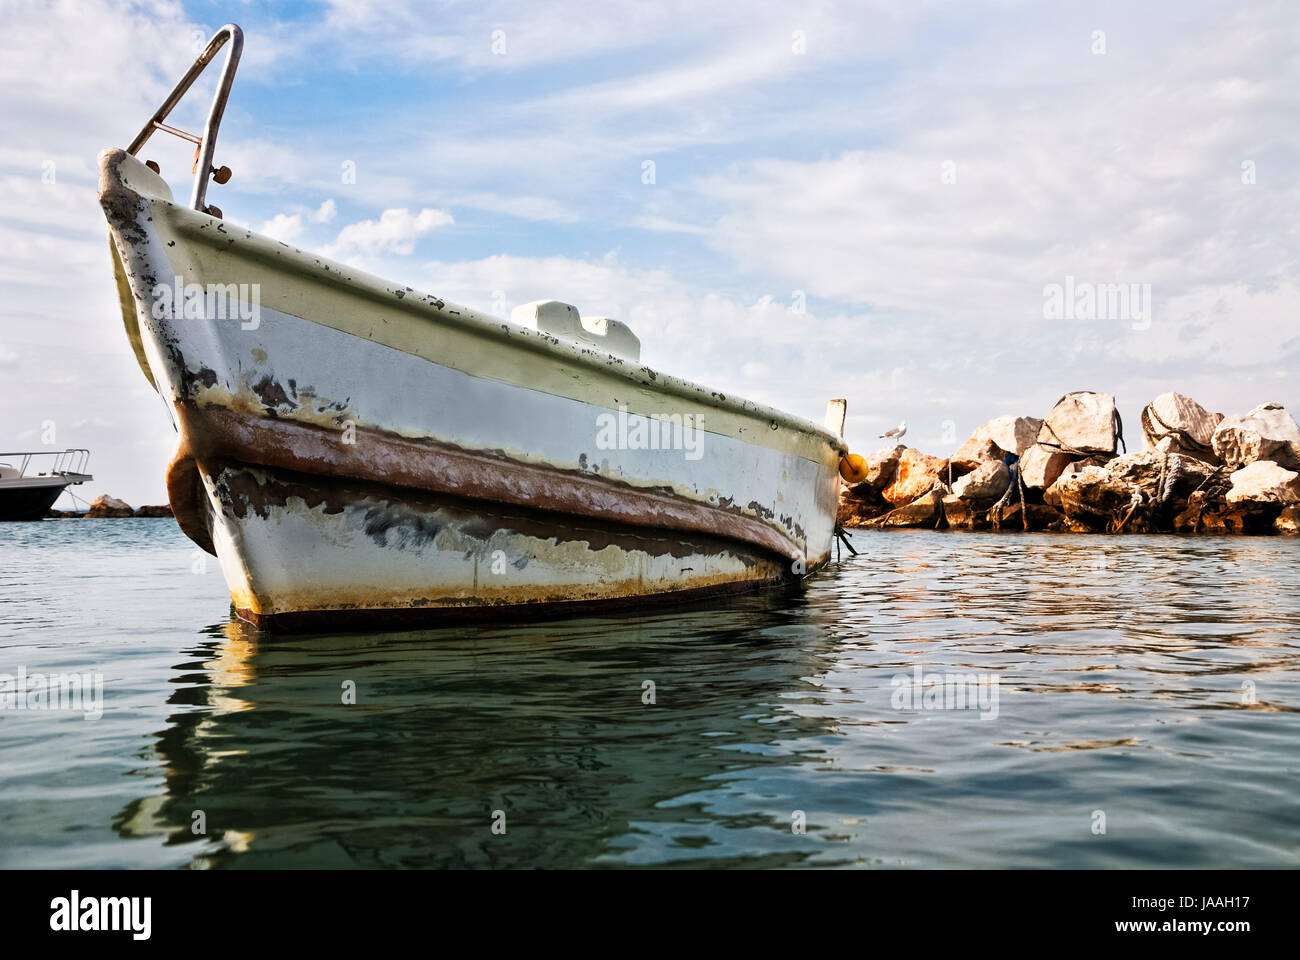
[
  {"left": 204, "top": 460, "right": 790, "bottom": 631},
  {"left": 98, "top": 148, "right": 844, "bottom": 630}
]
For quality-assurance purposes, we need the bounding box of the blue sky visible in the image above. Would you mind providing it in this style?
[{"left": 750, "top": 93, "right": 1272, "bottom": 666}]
[{"left": 2, "top": 0, "right": 1297, "bottom": 505}]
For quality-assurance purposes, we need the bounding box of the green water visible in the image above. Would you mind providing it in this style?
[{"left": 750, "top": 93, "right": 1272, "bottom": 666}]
[{"left": 1, "top": 518, "right": 1297, "bottom": 868}]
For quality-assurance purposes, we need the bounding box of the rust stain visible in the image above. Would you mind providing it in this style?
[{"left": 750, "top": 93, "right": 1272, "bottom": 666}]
[
  {"left": 201, "top": 459, "right": 792, "bottom": 627},
  {"left": 211, "top": 458, "right": 771, "bottom": 563},
  {"left": 175, "top": 401, "right": 807, "bottom": 563}
]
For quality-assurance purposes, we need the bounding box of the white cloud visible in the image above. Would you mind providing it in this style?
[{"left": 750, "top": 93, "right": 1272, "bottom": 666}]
[
  {"left": 258, "top": 200, "right": 338, "bottom": 244},
  {"left": 259, "top": 212, "right": 305, "bottom": 243},
  {"left": 311, "top": 198, "right": 337, "bottom": 223},
  {"left": 327, "top": 207, "right": 454, "bottom": 258}
]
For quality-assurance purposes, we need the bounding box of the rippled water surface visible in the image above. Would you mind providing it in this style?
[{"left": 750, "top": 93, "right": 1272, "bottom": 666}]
[{"left": 2, "top": 519, "right": 1298, "bottom": 868}]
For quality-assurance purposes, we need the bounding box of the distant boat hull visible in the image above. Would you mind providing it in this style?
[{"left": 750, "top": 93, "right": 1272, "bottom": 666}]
[
  {"left": 99, "top": 149, "right": 844, "bottom": 631},
  {"left": 0, "top": 479, "right": 71, "bottom": 521}
]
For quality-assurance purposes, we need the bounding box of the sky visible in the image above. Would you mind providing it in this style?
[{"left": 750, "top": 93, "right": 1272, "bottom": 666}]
[{"left": 2, "top": 0, "right": 1297, "bottom": 507}]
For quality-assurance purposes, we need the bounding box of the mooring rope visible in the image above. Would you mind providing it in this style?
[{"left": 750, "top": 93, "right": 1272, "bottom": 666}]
[
  {"left": 834, "top": 522, "right": 859, "bottom": 557},
  {"left": 988, "top": 469, "right": 1018, "bottom": 531}
]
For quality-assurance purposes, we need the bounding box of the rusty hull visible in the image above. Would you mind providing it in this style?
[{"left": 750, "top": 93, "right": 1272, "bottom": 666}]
[{"left": 198, "top": 456, "right": 791, "bottom": 631}]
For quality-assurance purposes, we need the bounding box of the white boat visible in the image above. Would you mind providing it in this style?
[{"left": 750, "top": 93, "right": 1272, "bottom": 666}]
[
  {"left": 99, "top": 24, "right": 855, "bottom": 630},
  {"left": 0, "top": 450, "right": 92, "bottom": 520}
]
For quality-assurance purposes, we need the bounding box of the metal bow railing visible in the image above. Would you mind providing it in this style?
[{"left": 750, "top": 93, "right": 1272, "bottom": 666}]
[{"left": 126, "top": 23, "right": 243, "bottom": 216}]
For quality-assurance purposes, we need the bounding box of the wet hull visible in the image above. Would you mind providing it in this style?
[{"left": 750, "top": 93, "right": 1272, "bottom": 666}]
[
  {"left": 0, "top": 481, "right": 69, "bottom": 521},
  {"left": 197, "top": 458, "right": 790, "bottom": 631},
  {"left": 99, "top": 148, "right": 844, "bottom": 630}
]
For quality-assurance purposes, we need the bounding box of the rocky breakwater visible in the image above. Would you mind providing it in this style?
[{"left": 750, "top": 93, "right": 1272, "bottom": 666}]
[
  {"left": 839, "top": 391, "right": 1300, "bottom": 536},
  {"left": 48, "top": 495, "right": 173, "bottom": 519}
]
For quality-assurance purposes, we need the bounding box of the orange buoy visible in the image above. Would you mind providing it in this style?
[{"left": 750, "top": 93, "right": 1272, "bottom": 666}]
[{"left": 838, "top": 453, "right": 868, "bottom": 484}]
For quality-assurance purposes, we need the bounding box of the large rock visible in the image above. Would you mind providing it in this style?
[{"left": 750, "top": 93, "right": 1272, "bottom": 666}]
[
  {"left": 941, "top": 494, "right": 989, "bottom": 530},
  {"left": 837, "top": 483, "right": 892, "bottom": 526},
  {"left": 1108, "top": 450, "right": 1215, "bottom": 504},
  {"left": 1276, "top": 505, "right": 1300, "bottom": 535},
  {"left": 882, "top": 448, "right": 948, "bottom": 505},
  {"left": 1173, "top": 470, "right": 1233, "bottom": 533},
  {"left": 988, "top": 416, "right": 1044, "bottom": 458},
  {"left": 1225, "top": 461, "right": 1300, "bottom": 505},
  {"left": 949, "top": 431, "right": 1001, "bottom": 474},
  {"left": 952, "top": 460, "right": 1011, "bottom": 503},
  {"left": 950, "top": 415, "right": 1043, "bottom": 473},
  {"left": 1020, "top": 444, "right": 1075, "bottom": 490},
  {"left": 1054, "top": 455, "right": 1111, "bottom": 483},
  {"left": 1037, "top": 391, "right": 1120, "bottom": 456},
  {"left": 1212, "top": 402, "right": 1300, "bottom": 471},
  {"left": 869, "top": 488, "right": 945, "bottom": 528},
  {"left": 857, "top": 444, "right": 907, "bottom": 491},
  {"left": 1141, "top": 392, "right": 1222, "bottom": 463},
  {"left": 133, "top": 504, "right": 173, "bottom": 518},
  {"left": 1171, "top": 462, "right": 1293, "bottom": 535},
  {"left": 1044, "top": 465, "right": 1131, "bottom": 530},
  {"left": 989, "top": 501, "right": 1074, "bottom": 532},
  {"left": 1043, "top": 451, "right": 1215, "bottom": 532},
  {"left": 86, "top": 495, "right": 132, "bottom": 518}
]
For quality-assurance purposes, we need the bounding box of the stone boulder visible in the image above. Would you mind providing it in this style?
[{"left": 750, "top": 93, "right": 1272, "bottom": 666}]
[
  {"left": 1044, "top": 465, "right": 1131, "bottom": 530},
  {"left": 988, "top": 415, "right": 1044, "bottom": 458},
  {"left": 882, "top": 448, "right": 948, "bottom": 505},
  {"left": 1173, "top": 469, "right": 1233, "bottom": 534},
  {"left": 86, "top": 495, "right": 133, "bottom": 518},
  {"left": 837, "top": 483, "right": 892, "bottom": 526},
  {"left": 1276, "top": 505, "right": 1300, "bottom": 535},
  {"left": 1108, "top": 450, "right": 1215, "bottom": 505},
  {"left": 1171, "top": 461, "right": 1295, "bottom": 535},
  {"left": 857, "top": 444, "right": 907, "bottom": 491},
  {"left": 1053, "top": 456, "right": 1111, "bottom": 483},
  {"left": 1225, "top": 460, "right": 1300, "bottom": 505},
  {"left": 869, "top": 487, "right": 945, "bottom": 528},
  {"left": 1141, "top": 392, "right": 1222, "bottom": 463},
  {"left": 949, "top": 432, "right": 1000, "bottom": 474},
  {"left": 1037, "top": 391, "right": 1120, "bottom": 456},
  {"left": 1020, "top": 444, "right": 1075, "bottom": 490},
  {"left": 1043, "top": 451, "right": 1215, "bottom": 532},
  {"left": 952, "top": 460, "right": 1011, "bottom": 503},
  {"left": 950, "top": 415, "right": 1042, "bottom": 473},
  {"left": 941, "top": 494, "right": 989, "bottom": 531},
  {"left": 989, "top": 501, "right": 1074, "bottom": 532},
  {"left": 1212, "top": 402, "right": 1300, "bottom": 471},
  {"left": 133, "top": 504, "right": 173, "bottom": 518}
]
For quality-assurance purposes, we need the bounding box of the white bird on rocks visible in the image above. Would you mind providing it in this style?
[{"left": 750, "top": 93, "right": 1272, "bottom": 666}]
[{"left": 880, "top": 420, "right": 907, "bottom": 440}]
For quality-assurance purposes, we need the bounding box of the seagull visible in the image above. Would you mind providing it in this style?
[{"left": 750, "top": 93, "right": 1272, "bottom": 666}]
[{"left": 880, "top": 420, "right": 907, "bottom": 440}]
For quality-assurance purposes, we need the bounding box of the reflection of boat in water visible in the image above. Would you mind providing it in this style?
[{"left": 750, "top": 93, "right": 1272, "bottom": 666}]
[
  {"left": 0, "top": 449, "right": 92, "bottom": 520},
  {"left": 99, "top": 24, "right": 852, "bottom": 631},
  {"left": 113, "top": 594, "right": 843, "bottom": 868}
]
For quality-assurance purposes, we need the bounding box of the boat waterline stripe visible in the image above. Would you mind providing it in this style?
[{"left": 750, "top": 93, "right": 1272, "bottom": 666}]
[{"left": 177, "top": 403, "right": 806, "bottom": 562}]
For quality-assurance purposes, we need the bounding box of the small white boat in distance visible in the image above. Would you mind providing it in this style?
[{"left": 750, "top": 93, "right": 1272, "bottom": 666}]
[
  {"left": 98, "top": 25, "right": 853, "bottom": 631},
  {"left": 0, "top": 450, "right": 92, "bottom": 520}
]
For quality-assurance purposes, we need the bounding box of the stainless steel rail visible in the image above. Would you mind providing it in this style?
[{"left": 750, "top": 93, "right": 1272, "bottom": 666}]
[
  {"left": 126, "top": 23, "right": 243, "bottom": 214},
  {"left": 0, "top": 449, "right": 92, "bottom": 479}
]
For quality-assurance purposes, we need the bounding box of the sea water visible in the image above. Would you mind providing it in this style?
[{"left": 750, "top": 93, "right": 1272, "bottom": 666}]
[{"left": 1, "top": 519, "right": 1297, "bottom": 868}]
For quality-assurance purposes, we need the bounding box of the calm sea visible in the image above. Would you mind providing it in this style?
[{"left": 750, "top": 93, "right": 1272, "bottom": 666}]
[{"left": 1, "top": 518, "right": 1297, "bottom": 868}]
